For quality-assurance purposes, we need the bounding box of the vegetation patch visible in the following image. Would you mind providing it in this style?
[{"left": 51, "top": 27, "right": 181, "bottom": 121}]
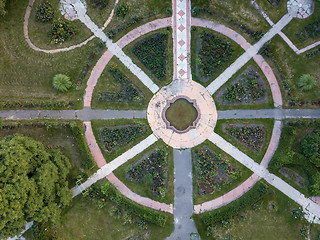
[
  {"left": 223, "top": 123, "right": 266, "bottom": 152},
  {"left": 126, "top": 148, "right": 168, "bottom": 198},
  {"left": 200, "top": 181, "right": 269, "bottom": 234},
  {"left": 36, "top": 1, "right": 54, "bottom": 22},
  {"left": 99, "top": 123, "right": 147, "bottom": 153},
  {"left": 279, "top": 167, "right": 307, "bottom": 189},
  {"left": 193, "top": 146, "right": 240, "bottom": 195},
  {"left": 101, "top": 181, "right": 167, "bottom": 226},
  {"left": 48, "top": 19, "right": 76, "bottom": 44},
  {"left": 216, "top": 66, "right": 267, "bottom": 105},
  {"left": 266, "top": 0, "right": 282, "bottom": 7},
  {"left": 90, "top": 0, "right": 108, "bottom": 10},
  {"left": 97, "top": 63, "right": 144, "bottom": 103},
  {"left": 196, "top": 30, "right": 234, "bottom": 81},
  {"left": 295, "top": 18, "right": 320, "bottom": 42},
  {"left": 132, "top": 32, "right": 168, "bottom": 81}
]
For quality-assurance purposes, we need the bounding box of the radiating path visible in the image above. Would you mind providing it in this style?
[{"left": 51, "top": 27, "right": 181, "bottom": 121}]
[
  {"left": 209, "top": 132, "right": 320, "bottom": 222},
  {"left": 168, "top": 149, "right": 198, "bottom": 239},
  {"left": 206, "top": 13, "right": 293, "bottom": 95}
]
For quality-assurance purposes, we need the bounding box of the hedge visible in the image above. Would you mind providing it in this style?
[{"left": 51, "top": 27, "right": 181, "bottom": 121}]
[
  {"left": 201, "top": 181, "right": 269, "bottom": 227},
  {"left": 101, "top": 181, "right": 167, "bottom": 226}
]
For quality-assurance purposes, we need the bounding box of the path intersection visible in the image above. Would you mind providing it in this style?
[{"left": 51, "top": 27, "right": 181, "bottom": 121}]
[{"left": 5, "top": 0, "right": 320, "bottom": 239}]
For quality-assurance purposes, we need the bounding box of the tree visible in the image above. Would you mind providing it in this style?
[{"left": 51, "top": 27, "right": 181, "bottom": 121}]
[
  {"left": 52, "top": 74, "right": 72, "bottom": 93},
  {"left": 0, "top": 134, "right": 73, "bottom": 239},
  {"left": 297, "top": 74, "right": 317, "bottom": 91},
  {"left": 0, "top": 0, "right": 7, "bottom": 17}
]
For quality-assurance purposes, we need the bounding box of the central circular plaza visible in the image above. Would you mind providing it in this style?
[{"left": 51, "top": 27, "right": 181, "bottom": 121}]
[{"left": 147, "top": 78, "right": 217, "bottom": 149}]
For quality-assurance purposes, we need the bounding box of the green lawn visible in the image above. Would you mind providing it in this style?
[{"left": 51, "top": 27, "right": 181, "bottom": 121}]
[
  {"left": 91, "top": 56, "right": 153, "bottom": 109},
  {"left": 23, "top": 192, "right": 174, "bottom": 240},
  {"left": 192, "top": 140, "right": 253, "bottom": 205},
  {"left": 265, "top": 35, "right": 320, "bottom": 108},
  {"left": 123, "top": 29, "right": 173, "bottom": 88},
  {"left": 191, "top": 0, "right": 270, "bottom": 44},
  {"left": 91, "top": 119, "right": 152, "bottom": 162},
  {"left": 191, "top": 27, "right": 245, "bottom": 87},
  {"left": 0, "top": 0, "right": 105, "bottom": 109},
  {"left": 213, "top": 59, "right": 274, "bottom": 110},
  {"left": 104, "top": 0, "right": 171, "bottom": 42},
  {"left": 214, "top": 119, "right": 275, "bottom": 164},
  {"left": 113, "top": 140, "right": 174, "bottom": 204},
  {"left": 194, "top": 185, "right": 312, "bottom": 240},
  {"left": 0, "top": 120, "right": 97, "bottom": 188}
]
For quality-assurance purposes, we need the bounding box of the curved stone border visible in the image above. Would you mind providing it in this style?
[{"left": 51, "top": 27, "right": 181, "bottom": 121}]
[
  {"left": 192, "top": 17, "right": 283, "bottom": 108},
  {"left": 83, "top": 122, "right": 173, "bottom": 213},
  {"left": 83, "top": 18, "right": 171, "bottom": 107},
  {"left": 23, "top": 0, "right": 118, "bottom": 53}
]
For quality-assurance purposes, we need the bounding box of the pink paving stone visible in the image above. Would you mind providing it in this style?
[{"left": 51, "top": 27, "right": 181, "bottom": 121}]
[
  {"left": 178, "top": 54, "right": 185, "bottom": 61},
  {"left": 179, "top": 0, "right": 183, "bottom": 2},
  {"left": 178, "top": 69, "right": 186, "bottom": 76},
  {"left": 178, "top": 10, "right": 185, "bottom": 16},
  {"left": 178, "top": 39, "right": 185, "bottom": 46},
  {"left": 178, "top": 24, "right": 185, "bottom": 32}
]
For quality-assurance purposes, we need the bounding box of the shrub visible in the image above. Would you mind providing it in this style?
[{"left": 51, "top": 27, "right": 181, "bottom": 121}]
[
  {"left": 201, "top": 181, "right": 269, "bottom": 227},
  {"left": 295, "top": 18, "right": 320, "bottom": 42},
  {"left": 36, "top": 1, "right": 54, "bottom": 22},
  {"left": 90, "top": 0, "right": 108, "bottom": 10},
  {"left": 115, "top": 2, "right": 130, "bottom": 17},
  {"left": 52, "top": 74, "right": 72, "bottom": 92},
  {"left": 101, "top": 182, "right": 167, "bottom": 226},
  {"left": 297, "top": 74, "right": 317, "bottom": 91},
  {"left": 48, "top": 19, "right": 76, "bottom": 43},
  {"left": 132, "top": 33, "right": 168, "bottom": 81}
]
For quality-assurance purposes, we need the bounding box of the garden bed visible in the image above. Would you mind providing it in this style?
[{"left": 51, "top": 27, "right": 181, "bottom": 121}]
[
  {"left": 98, "top": 123, "right": 147, "bottom": 153},
  {"left": 126, "top": 148, "right": 168, "bottom": 198},
  {"left": 222, "top": 123, "right": 266, "bottom": 153},
  {"left": 131, "top": 32, "right": 169, "bottom": 82},
  {"left": 97, "top": 63, "right": 144, "bottom": 103},
  {"left": 279, "top": 167, "right": 307, "bottom": 189},
  {"left": 195, "top": 30, "right": 235, "bottom": 82},
  {"left": 216, "top": 66, "right": 268, "bottom": 105},
  {"left": 193, "top": 146, "right": 240, "bottom": 195}
]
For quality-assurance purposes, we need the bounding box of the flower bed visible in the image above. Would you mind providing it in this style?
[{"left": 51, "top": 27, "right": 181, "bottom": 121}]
[
  {"left": 193, "top": 146, "right": 240, "bottom": 195},
  {"left": 97, "top": 64, "right": 144, "bottom": 102},
  {"left": 266, "top": 0, "right": 282, "bottom": 7},
  {"left": 0, "top": 100, "right": 74, "bottom": 110},
  {"left": 99, "top": 123, "right": 147, "bottom": 153},
  {"left": 223, "top": 124, "right": 265, "bottom": 152},
  {"left": 36, "top": 1, "right": 54, "bottom": 22},
  {"left": 196, "top": 31, "right": 234, "bottom": 79},
  {"left": 48, "top": 19, "right": 76, "bottom": 44},
  {"left": 126, "top": 148, "right": 168, "bottom": 197},
  {"left": 295, "top": 18, "right": 320, "bottom": 42},
  {"left": 90, "top": 0, "right": 108, "bottom": 10},
  {"left": 218, "top": 66, "right": 267, "bottom": 104},
  {"left": 132, "top": 32, "right": 168, "bottom": 81}
]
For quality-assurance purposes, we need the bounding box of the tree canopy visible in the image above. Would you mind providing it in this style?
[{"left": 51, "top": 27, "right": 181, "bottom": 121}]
[{"left": 0, "top": 134, "right": 73, "bottom": 239}]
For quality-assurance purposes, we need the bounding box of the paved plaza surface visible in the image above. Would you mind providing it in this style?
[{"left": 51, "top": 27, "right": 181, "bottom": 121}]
[{"left": 6, "top": 0, "right": 320, "bottom": 239}]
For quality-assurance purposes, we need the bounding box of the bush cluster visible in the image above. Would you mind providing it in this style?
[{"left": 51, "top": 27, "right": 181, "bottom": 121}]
[
  {"left": 48, "top": 19, "right": 76, "bottom": 44},
  {"left": 201, "top": 181, "right": 269, "bottom": 227},
  {"left": 90, "top": 0, "right": 108, "bottom": 10},
  {"left": 36, "top": 1, "right": 54, "bottom": 22},
  {"left": 101, "top": 182, "right": 167, "bottom": 226}
]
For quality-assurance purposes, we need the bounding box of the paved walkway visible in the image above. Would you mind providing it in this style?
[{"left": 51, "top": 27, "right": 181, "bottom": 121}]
[
  {"left": 206, "top": 13, "right": 293, "bottom": 95},
  {"left": 217, "top": 109, "right": 320, "bottom": 119},
  {"left": 252, "top": 0, "right": 320, "bottom": 55},
  {"left": 168, "top": 149, "right": 198, "bottom": 239},
  {"left": 209, "top": 132, "right": 320, "bottom": 221}
]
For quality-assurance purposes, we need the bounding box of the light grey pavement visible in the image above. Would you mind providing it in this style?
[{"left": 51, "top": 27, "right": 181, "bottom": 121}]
[
  {"left": 168, "top": 149, "right": 198, "bottom": 240},
  {"left": 217, "top": 109, "right": 320, "bottom": 120},
  {"left": 209, "top": 132, "right": 320, "bottom": 222},
  {"left": 206, "top": 13, "right": 293, "bottom": 95},
  {"left": 0, "top": 108, "right": 146, "bottom": 120}
]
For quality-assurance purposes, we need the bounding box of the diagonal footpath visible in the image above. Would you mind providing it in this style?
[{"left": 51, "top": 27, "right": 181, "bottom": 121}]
[
  {"left": 209, "top": 132, "right": 320, "bottom": 222},
  {"left": 206, "top": 13, "right": 293, "bottom": 95},
  {"left": 72, "top": 133, "right": 158, "bottom": 197},
  {"left": 71, "top": 4, "right": 159, "bottom": 93}
]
